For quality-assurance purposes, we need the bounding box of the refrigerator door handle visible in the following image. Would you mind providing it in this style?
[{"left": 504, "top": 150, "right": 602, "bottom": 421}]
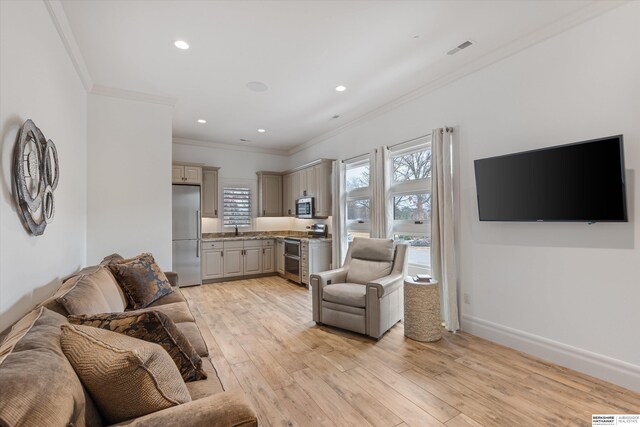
[
  {"left": 196, "top": 240, "right": 200, "bottom": 258},
  {"left": 196, "top": 210, "right": 200, "bottom": 238}
]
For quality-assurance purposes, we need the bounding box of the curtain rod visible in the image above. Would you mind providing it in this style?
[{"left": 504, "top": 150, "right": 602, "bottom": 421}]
[
  {"left": 386, "top": 128, "right": 454, "bottom": 150},
  {"left": 386, "top": 133, "right": 431, "bottom": 151},
  {"left": 341, "top": 152, "right": 370, "bottom": 164}
]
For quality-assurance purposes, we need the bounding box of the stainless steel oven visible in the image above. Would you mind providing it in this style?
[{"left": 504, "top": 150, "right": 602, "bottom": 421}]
[
  {"left": 284, "top": 238, "right": 301, "bottom": 283},
  {"left": 295, "top": 197, "right": 314, "bottom": 219}
]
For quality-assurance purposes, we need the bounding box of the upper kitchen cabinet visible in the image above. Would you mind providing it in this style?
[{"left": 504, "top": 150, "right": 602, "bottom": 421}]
[
  {"left": 313, "top": 161, "right": 332, "bottom": 217},
  {"left": 202, "top": 167, "right": 219, "bottom": 218},
  {"left": 172, "top": 162, "right": 202, "bottom": 185},
  {"left": 282, "top": 159, "right": 332, "bottom": 218},
  {"left": 257, "top": 172, "right": 282, "bottom": 217}
]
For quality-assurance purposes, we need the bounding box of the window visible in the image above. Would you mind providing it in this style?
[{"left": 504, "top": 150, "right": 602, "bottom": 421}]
[
  {"left": 389, "top": 138, "right": 431, "bottom": 271},
  {"left": 344, "top": 155, "right": 370, "bottom": 242},
  {"left": 223, "top": 187, "right": 252, "bottom": 228}
]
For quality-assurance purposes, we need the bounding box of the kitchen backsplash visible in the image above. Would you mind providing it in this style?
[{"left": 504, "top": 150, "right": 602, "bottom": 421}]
[{"left": 201, "top": 216, "right": 332, "bottom": 234}]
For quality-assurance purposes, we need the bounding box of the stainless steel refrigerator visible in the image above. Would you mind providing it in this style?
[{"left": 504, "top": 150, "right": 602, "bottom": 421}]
[{"left": 172, "top": 185, "right": 201, "bottom": 287}]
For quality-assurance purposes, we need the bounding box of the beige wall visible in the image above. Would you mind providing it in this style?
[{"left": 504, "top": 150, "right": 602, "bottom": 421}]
[{"left": 0, "top": 0, "right": 88, "bottom": 331}]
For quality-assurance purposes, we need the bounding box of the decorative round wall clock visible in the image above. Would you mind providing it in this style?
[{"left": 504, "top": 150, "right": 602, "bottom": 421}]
[{"left": 13, "top": 119, "right": 59, "bottom": 236}]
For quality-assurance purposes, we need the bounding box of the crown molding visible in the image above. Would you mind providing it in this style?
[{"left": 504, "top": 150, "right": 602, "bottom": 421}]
[
  {"left": 44, "top": 0, "right": 93, "bottom": 91},
  {"left": 173, "top": 137, "right": 290, "bottom": 156},
  {"left": 287, "top": 0, "right": 628, "bottom": 156},
  {"left": 90, "top": 85, "right": 178, "bottom": 106}
]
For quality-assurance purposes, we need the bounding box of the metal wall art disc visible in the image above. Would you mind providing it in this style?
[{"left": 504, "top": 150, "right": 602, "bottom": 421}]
[{"left": 13, "top": 119, "right": 59, "bottom": 236}]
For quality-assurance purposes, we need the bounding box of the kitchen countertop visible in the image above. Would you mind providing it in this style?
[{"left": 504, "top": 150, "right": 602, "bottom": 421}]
[{"left": 202, "top": 231, "right": 331, "bottom": 243}]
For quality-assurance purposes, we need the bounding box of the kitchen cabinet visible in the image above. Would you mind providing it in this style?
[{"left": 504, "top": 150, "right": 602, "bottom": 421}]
[
  {"left": 204, "top": 239, "right": 275, "bottom": 281},
  {"left": 301, "top": 240, "right": 332, "bottom": 286},
  {"left": 281, "top": 159, "right": 332, "bottom": 218},
  {"left": 257, "top": 172, "right": 282, "bottom": 217},
  {"left": 243, "top": 241, "right": 263, "bottom": 275},
  {"left": 201, "top": 241, "right": 223, "bottom": 280},
  {"left": 282, "top": 174, "right": 293, "bottom": 216},
  {"left": 222, "top": 241, "right": 244, "bottom": 278},
  {"left": 275, "top": 239, "right": 285, "bottom": 274},
  {"left": 262, "top": 239, "right": 275, "bottom": 273},
  {"left": 202, "top": 167, "right": 219, "bottom": 218},
  {"left": 313, "top": 162, "right": 332, "bottom": 217},
  {"left": 172, "top": 163, "right": 202, "bottom": 185}
]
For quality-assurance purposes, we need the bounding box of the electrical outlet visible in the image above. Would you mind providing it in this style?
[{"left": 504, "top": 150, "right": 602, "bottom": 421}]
[{"left": 463, "top": 293, "right": 470, "bottom": 304}]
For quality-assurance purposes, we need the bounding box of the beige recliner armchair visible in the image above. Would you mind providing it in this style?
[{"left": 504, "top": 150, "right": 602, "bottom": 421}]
[{"left": 311, "top": 238, "right": 408, "bottom": 339}]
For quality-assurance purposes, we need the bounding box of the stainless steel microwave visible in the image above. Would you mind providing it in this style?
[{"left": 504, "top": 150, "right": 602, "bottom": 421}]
[{"left": 296, "top": 197, "right": 315, "bottom": 219}]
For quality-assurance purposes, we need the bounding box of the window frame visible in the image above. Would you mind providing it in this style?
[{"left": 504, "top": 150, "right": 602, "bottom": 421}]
[
  {"left": 220, "top": 179, "right": 256, "bottom": 231},
  {"left": 344, "top": 155, "right": 371, "bottom": 238},
  {"left": 388, "top": 138, "right": 432, "bottom": 270}
]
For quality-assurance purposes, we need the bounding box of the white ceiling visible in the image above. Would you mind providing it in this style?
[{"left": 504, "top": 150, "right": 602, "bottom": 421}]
[{"left": 61, "top": 0, "right": 595, "bottom": 151}]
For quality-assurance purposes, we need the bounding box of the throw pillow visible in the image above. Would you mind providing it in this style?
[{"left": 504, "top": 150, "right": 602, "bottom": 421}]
[
  {"left": 60, "top": 323, "right": 191, "bottom": 424},
  {"left": 0, "top": 308, "right": 103, "bottom": 427},
  {"left": 68, "top": 310, "right": 207, "bottom": 382},
  {"left": 108, "top": 253, "right": 173, "bottom": 309},
  {"left": 56, "top": 267, "right": 128, "bottom": 315}
]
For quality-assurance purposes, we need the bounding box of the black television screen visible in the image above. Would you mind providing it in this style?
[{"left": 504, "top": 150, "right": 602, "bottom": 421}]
[{"left": 474, "top": 135, "right": 627, "bottom": 222}]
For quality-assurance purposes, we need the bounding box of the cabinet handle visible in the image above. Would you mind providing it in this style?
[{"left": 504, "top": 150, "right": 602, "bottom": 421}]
[
  {"left": 263, "top": 209, "right": 266, "bottom": 216},
  {"left": 221, "top": 251, "right": 223, "bottom": 257},
  {"left": 262, "top": 248, "right": 265, "bottom": 254},
  {"left": 214, "top": 209, "right": 217, "bottom": 216}
]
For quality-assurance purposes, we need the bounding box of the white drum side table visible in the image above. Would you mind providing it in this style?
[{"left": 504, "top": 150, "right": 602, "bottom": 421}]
[{"left": 403, "top": 278, "right": 442, "bottom": 342}]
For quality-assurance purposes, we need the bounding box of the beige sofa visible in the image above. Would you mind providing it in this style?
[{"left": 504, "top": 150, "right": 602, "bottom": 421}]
[{"left": 0, "top": 255, "right": 257, "bottom": 427}]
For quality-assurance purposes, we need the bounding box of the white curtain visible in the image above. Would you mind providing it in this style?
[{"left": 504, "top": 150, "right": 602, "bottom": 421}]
[
  {"left": 331, "top": 160, "right": 347, "bottom": 268},
  {"left": 431, "top": 127, "right": 460, "bottom": 331},
  {"left": 370, "top": 147, "right": 392, "bottom": 239}
]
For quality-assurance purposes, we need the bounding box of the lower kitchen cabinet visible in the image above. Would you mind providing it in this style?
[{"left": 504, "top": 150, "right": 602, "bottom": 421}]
[
  {"left": 243, "top": 241, "right": 263, "bottom": 275},
  {"left": 203, "top": 239, "right": 276, "bottom": 281},
  {"left": 275, "top": 239, "right": 284, "bottom": 274},
  {"left": 202, "top": 241, "right": 224, "bottom": 280},
  {"left": 301, "top": 240, "right": 332, "bottom": 286},
  {"left": 223, "top": 243, "right": 244, "bottom": 277},
  {"left": 262, "top": 239, "right": 275, "bottom": 273}
]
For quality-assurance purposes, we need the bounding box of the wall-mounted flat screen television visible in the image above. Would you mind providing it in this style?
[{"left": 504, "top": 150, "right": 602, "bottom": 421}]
[{"left": 474, "top": 135, "right": 627, "bottom": 222}]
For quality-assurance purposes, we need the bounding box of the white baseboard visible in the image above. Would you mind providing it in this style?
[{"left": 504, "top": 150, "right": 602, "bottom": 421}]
[{"left": 461, "top": 314, "right": 640, "bottom": 392}]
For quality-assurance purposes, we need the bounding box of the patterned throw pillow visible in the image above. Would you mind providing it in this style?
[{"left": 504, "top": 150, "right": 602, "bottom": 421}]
[
  {"left": 108, "top": 253, "right": 173, "bottom": 309},
  {"left": 68, "top": 310, "right": 207, "bottom": 382},
  {"left": 60, "top": 323, "right": 191, "bottom": 424}
]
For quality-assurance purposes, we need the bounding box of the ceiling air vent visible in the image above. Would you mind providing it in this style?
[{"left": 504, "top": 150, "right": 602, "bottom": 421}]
[{"left": 447, "top": 40, "right": 473, "bottom": 56}]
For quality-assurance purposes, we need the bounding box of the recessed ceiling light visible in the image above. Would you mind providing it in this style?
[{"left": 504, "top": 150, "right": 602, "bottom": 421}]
[
  {"left": 174, "top": 40, "right": 189, "bottom": 50},
  {"left": 257, "top": 128, "right": 266, "bottom": 133},
  {"left": 246, "top": 81, "right": 269, "bottom": 92},
  {"left": 335, "top": 85, "right": 347, "bottom": 92},
  {"left": 197, "top": 119, "right": 206, "bottom": 124}
]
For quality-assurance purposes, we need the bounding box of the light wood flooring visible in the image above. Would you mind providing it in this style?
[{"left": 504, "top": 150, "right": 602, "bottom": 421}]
[{"left": 182, "top": 277, "right": 640, "bottom": 427}]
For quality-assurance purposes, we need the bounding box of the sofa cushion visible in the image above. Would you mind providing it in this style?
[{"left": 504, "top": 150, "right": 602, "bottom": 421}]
[
  {"left": 61, "top": 323, "right": 191, "bottom": 424},
  {"left": 0, "top": 307, "right": 102, "bottom": 427},
  {"left": 350, "top": 238, "right": 394, "bottom": 262},
  {"left": 176, "top": 322, "right": 209, "bottom": 357},
  {"left": 56, "top": 267, "right": 128, "bottom": 315},
  {"left": 109, "top": 253, "right": 174, "bottom": 310},
  {"left": 346, "top": 258, "right": 393, "bottom": 285},
  {"left": 185, "top": 358, "right": 224, "bottom": 400},
  {"left": 147, "top": 289, "right": 187, "bottom": 306},
  {"left": 137, "top": 301, "right": 195, "bottom": 324},
  {"left": 322, "top": 283, "right": 367, "bottom": 308},
  {"left": 69, "top": 310, "right": 207, "bottom": 382}
]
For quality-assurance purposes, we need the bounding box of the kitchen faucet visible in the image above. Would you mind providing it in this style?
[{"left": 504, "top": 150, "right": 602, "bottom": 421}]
[{"left": 234, "top": 225, "right": 239, "bottom": 236}]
